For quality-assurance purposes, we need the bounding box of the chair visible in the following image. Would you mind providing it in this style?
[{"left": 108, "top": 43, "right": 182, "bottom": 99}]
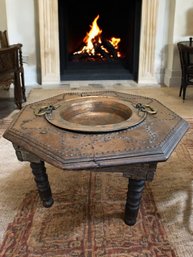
[
  {"left": 0, "top": 30, "right": 26, "bottom": 109},
  {"left": 0, "top": 30, "right": 11, "bottom": 90},
  {"left": 177, "top": 38, "right": 193, "bottom": 101},
  {"left": 0, "top": 45, "right": 26, "bottom": 109}
]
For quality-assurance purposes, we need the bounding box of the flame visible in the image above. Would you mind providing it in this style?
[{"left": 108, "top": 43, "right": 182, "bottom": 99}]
[
  {"left": 109, "top": 37, "right": 121, "bottom": 57},
  {"left": 83, "top": 15, "right": 102, "bottom": 54},
  {"left": 74, "top": 15, "right": 121, "bottom": 58},
  {"left": 74, "top": 15, "right": 102, "bottom": 56}
]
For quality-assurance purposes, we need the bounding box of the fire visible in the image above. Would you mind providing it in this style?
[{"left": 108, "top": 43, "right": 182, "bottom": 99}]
[
  {"left": 83, "top": 15, "right": 102, "bottom": 55},
  {"left": 73, "top": 15, "right": 121, "bottom": 59},
  {"left": 109, "top": 37, "right": 121, "bottom": 57}
]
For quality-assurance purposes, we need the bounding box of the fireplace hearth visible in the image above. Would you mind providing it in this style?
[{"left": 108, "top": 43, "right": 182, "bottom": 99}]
[{"left": 58, "top": 0, "right": 142, "bottom": 81}]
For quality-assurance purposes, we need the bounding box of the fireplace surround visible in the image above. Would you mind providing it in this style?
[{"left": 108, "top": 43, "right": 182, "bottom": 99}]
[{"left": 37, "top": 0, "right": 159, "bottom": 84}]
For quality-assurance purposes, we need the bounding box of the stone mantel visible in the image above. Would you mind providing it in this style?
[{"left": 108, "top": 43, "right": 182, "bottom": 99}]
[{"left": 37, "top": 0, "right": 159, "bottom": 85}]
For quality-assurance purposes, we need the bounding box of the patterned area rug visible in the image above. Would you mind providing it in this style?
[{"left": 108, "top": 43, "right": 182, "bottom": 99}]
[
  {"left": 0, "top": 94, "right": 193, "bottom": 256},
  {"left": 0, "top": 173, "right": 178, "bottom": 257}
]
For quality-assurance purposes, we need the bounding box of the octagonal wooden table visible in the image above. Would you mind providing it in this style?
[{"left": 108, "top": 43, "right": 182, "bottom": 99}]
[{"left": 3, "top": 90, "right": 189, "bottom": 225}]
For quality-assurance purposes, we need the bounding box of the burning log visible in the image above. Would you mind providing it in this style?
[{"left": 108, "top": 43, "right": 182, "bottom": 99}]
[
  {"left": 73, "top": 39, "right": 119, "bottom": 62},
  {"left": 72, "top": 15, "right": 121, "bottom": 62},
  {"left": 101, "top": 37, "right": 118, "bottom": 59},
  {"left": 92, "top": 39, "right": 111, "bottom": 61}
]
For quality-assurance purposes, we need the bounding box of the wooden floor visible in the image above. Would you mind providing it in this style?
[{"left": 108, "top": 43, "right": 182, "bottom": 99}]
[
  {"left": 0, "top": 89, "right": 16, "bottom": 119},
  {"left": 0, "top": 87, "right": 31, "bottom": 119}
]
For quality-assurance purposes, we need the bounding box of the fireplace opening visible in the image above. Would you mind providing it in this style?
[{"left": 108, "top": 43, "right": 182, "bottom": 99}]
[{"left": 58, "top": 0, "right": 142, "bottom": 81}]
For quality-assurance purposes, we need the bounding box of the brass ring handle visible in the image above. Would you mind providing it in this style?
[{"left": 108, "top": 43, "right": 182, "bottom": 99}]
[
  {"left": 135, "top": 103, "right": 157, "bottom": 115},
  {"left": 34, "top": 104, "right": 60, "bottom": 116}
]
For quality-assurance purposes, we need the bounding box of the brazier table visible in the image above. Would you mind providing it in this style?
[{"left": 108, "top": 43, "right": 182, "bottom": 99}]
[{"left": 3, "top": 90, "right": 189, "bottom": 226}]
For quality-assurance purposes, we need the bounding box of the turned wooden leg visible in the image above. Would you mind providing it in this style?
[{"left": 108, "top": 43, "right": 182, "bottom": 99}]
[
  {"left": 182, "top": 84, "right": 187, "bottom": 101},
  {"left": 30, "top": 161, "right": 54, "bottom": 208},
  {"left": 124, "top": 179, "right": 145, "bottom": 226},
  {"left": 179, "top": 83, "right": 183, "bottom": 97}
]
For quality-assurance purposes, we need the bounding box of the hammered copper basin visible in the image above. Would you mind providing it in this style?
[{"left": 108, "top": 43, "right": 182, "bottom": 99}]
[{"left": 45, "top": 96, "right": 146, "bottom": 132}]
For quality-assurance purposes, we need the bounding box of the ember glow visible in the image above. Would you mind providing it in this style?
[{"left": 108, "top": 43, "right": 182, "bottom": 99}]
[{"left": 73, "top": 15, "right": 121, "bottom": 59}]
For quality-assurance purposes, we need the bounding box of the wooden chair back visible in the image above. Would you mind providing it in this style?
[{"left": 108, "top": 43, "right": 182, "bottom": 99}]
[
  {"left": 177, "top": 38, "right": 193, "bottom": 100},
  {"left": 0, "top": 45, "right": 26, "bottom": 108},
  {"left": 0, "top": 45, "right": 19, "bottom": 67},
  {"left": 177, "top": 43, "right": 193, "bottom": 70}
]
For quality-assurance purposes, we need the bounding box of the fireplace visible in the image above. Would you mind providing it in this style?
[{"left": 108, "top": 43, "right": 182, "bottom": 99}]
[
  {"left": 58, "top": 0, "right": 142, "bottom": 81},
  {"left": 37, "top": 0, "right": 159, "bottom": 85}
]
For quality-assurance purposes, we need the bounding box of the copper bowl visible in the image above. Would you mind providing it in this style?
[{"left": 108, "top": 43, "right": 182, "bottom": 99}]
[{"left": 45, "top": 96, "right": 146, "bottom": 132}]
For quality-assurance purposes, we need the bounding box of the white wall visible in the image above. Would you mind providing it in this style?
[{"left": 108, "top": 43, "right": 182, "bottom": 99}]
[
  {"left": 164, "top": 0, "right": 193, "bottom": 86},
  {"left": 174, "top": 0, "right": 193, "bottom": 41},
  {"left": 3, "top": 0, "right": 38, "bottom": 85}
]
